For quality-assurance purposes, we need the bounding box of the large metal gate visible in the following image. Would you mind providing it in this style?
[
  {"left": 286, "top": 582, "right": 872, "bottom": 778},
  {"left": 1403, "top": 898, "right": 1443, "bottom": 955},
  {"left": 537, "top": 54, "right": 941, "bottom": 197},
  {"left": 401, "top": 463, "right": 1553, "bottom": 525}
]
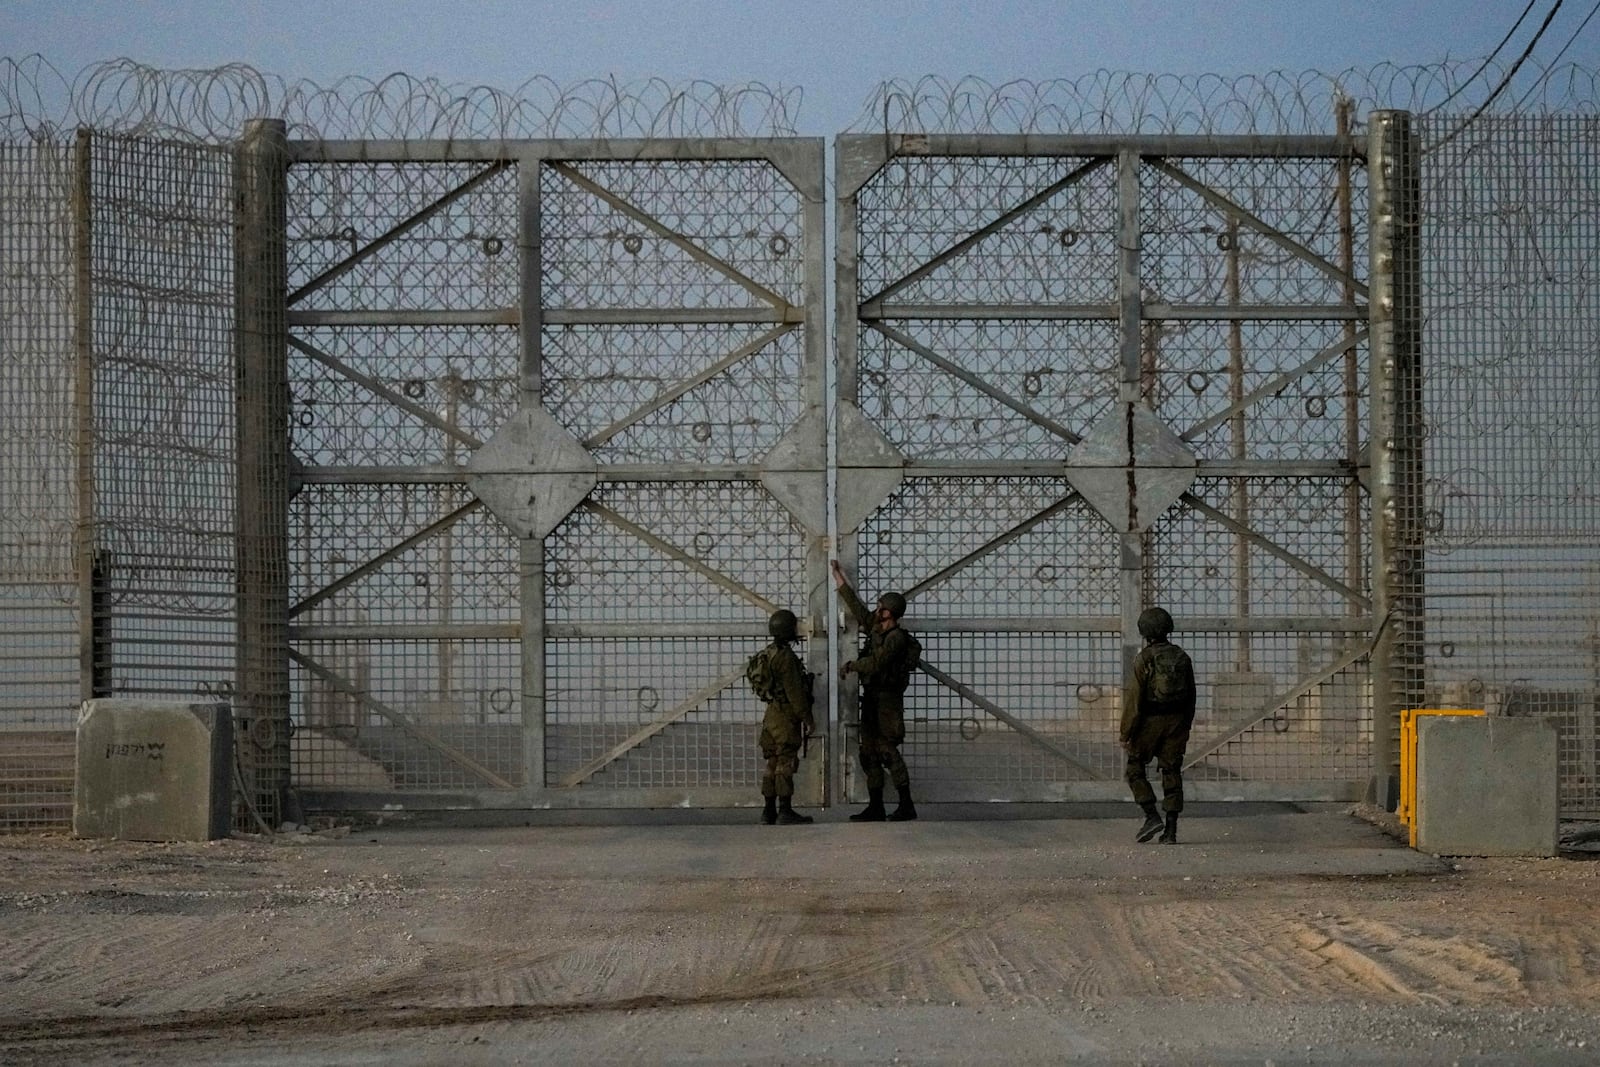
[
  {"left": 834, "top": 127, "right": 1403, "bottom": 802},
  {"left": 279, "top": 134, "right": 829, "bottom": 809},
  {"left": 21, "top": 75, "right": 1600, "bottom": 825}
]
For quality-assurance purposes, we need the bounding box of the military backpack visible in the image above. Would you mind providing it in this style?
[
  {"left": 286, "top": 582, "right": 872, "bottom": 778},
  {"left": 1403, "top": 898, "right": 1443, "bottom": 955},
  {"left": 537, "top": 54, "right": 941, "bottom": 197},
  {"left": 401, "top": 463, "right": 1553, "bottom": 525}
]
[
  {"left": 1144, "top": 643, "right": 1190, "bottom": 705},
  {"left": 745, "top": 645, "right": 815, "bottom": 707}
]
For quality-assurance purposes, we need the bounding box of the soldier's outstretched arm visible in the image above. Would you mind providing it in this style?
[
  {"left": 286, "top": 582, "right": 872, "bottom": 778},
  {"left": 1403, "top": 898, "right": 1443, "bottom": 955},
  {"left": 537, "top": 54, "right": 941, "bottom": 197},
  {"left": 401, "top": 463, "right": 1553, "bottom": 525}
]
[{"left": 830, "top": 559, "right": 873, "bottom": 628}]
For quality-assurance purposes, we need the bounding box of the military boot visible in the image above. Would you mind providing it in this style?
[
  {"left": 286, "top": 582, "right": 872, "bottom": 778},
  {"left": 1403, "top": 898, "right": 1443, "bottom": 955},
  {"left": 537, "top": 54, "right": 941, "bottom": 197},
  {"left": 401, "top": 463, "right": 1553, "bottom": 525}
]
[
  {"left": 776, "top": 797, "right": 813, "bottom": 825},
  {"left": 760, "top": 796, "right": 777, "bottom": 825},
  {"left": 887, "top": 786, "right": 917, "bottom": 822},
  {"left": 849, "top": 787, "right": 887, "bottom": 822},
  {"left": 1136, "top": 802, "right": 1163, "bottom": 843},
  {"left": 1159, "top": 812, "right": 1179, "bottom": 844}
]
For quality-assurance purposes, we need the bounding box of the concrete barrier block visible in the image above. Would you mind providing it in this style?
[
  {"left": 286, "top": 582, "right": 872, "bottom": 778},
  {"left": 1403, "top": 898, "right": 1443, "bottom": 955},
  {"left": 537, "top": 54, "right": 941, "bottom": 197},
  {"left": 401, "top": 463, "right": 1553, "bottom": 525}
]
[
  {"left": 74, "top": 699, "right": 233, "bottom": 842},
  {"left": 1416, "top": 715, "right": 1558, "bottom": 857}
]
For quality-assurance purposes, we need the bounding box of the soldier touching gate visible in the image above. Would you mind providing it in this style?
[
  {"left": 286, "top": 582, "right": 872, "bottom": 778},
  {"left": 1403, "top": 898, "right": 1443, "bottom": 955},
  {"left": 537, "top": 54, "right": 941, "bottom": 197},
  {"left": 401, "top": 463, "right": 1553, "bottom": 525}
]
[
  {"left": 1121, "top": 607, "right": 1198, "bottom": 844},
  {"left": 831, "top": 560, "right": 921, "bottom": 823}
]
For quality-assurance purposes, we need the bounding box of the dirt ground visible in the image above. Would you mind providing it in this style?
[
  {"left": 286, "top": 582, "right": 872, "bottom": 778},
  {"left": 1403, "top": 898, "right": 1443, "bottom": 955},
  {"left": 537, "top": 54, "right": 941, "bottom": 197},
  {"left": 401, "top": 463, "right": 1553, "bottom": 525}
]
[{"left": 2, "top": 803, "right": 1599, "bottom": 1066}]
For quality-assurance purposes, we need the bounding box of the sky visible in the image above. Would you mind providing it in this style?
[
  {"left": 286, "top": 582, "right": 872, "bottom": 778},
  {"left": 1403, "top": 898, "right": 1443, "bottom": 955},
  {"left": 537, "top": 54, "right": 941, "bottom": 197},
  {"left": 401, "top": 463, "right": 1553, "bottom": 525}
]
[{"left": 5, "top": 0, "right": 1600, "bottom": 133}]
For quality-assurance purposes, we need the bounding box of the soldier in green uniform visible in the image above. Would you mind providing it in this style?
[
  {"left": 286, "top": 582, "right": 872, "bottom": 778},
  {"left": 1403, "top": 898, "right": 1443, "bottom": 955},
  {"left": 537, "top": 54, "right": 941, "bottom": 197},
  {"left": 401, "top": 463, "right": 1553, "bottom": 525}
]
[
  {"left": 1121, "top": 606, "right": 1197, "bottom": 844},
  {"left": 830, "top": 560, "right": 920, "bottom": 822},
  {"left": 748, "top": 609, "right": 816, "bottom": 825}
]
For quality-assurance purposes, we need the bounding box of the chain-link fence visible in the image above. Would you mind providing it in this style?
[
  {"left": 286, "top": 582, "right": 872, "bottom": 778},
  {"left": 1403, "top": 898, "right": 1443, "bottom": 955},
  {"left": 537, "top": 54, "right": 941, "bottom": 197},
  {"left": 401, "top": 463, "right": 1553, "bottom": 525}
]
[
  {"left": 1420, "top": 113, "right": 1600, "bottom": 817},
  {"left": 0, "top": 138, "right": 77, "bottom": 830}
]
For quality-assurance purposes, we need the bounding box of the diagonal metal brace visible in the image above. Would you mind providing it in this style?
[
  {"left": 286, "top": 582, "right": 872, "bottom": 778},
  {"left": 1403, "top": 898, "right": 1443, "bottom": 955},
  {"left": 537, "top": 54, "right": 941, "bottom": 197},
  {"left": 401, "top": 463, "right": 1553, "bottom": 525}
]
[
  {"left": 289, "top": 160, "right": 512, "bottom": 306},
  {"left": 1182, "top": 640, "right": 1373, "bottom": 770},
  {"left": 906, "top": 492, "right": 1083, "bottom": 601},
  {"left": 557, "top": 664, "right": 748, "bottom": 787},
  {"left": 919, "top": 660, "right": 1103, "bottom": 779},
  {"left": 1182, "top": 492, "right": 1371, "bottom": 610},
  {"left": 1147, "top": 158, "right": 1370, "bottom": 300},
  {"left": 289, "top": 649, "right": 516, "bottom": 790},
  {"left": 870, "top": 321, "right": 1081, "bottom": 444},
  {"left": 290, "top": 500, "right": 483, "bottom": 619},
  {"left": 583, "top": 501, "right": 778, "bottom": 615}
]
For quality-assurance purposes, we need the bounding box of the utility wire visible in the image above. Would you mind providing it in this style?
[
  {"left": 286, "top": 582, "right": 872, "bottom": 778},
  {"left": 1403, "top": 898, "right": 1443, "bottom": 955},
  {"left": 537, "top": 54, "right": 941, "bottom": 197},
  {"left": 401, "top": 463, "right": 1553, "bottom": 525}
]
[
  {"left": 1425, "top": 0, "right": 1540, "bottom": 114},
  {"left": 1513, "top": 0, "right": 1600, "bottom": 109},
  {"left": 1428, "top": 0, "right": 1567, "bottom": 154}
]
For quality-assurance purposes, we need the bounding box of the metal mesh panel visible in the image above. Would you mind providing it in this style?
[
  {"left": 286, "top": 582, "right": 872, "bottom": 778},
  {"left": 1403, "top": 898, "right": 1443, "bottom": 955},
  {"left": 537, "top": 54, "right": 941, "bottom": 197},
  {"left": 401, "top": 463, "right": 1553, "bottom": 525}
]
[
  {"left": 288, "top": 162, "right": 519, "bottom": 311},
  {"left": 87, "top": 134, "right": 237, "bottom": 694},
  {"left": 283, "top": 144, "right": 822, "bottom": 805},
  {"left": 1421, "top": 114, "right": 1600, "bottom": 817},
  {"left": 292, "top": 639, "right": 521, "bottom": 792},
  {"left": 546, "top": 482, "right": 806, "bottom": 625},
  {"left": 1140, "top": 156, "right": 1368, "bottom": 305},
  {"left": 1181, "top": 629, "right": 1373, "bottom": 783},
  {"left": 1144, "top": 319, "right": 1367, "bottom": 461},
  {"left": 855, "top": 156, "right": 1119, "bottom": 304},
  {"left": 544, "top": 482, "right": 807, "bottom": 791},
  {"left": 874, "top": 632, "right": 1120, "bottom": 794},
  {"left": 861, "top": 478, "right": 1118, "bottom": 617},
  {"left": 545, "top": 637, "right": 766, "bottom": 789},
  {"left": 289, "top": 325, "right": 519, "bottom": 465},
  {"left": 287, "top": 463, "right": 521, "bottom": 792},
  {"left": 0, "top": 139, "right": 78, "bottom": 831},
  {"left": 535, "top": 149, "right": 820, "bottom": 800},
  {"left": 858, "top": 320, "right": 1120, "bottom": 460},
  {"left": 540, "top": 159, "right": 804, "bottom": 310},
  {"left": 285, "top": 154, "right": 525, "bottom": 798},
  {"left": 544, "top": 322, "right": 804, "bottom": 464},
  {"left": 1150, "top": 479, "right": 1369, "bottom": 620}
]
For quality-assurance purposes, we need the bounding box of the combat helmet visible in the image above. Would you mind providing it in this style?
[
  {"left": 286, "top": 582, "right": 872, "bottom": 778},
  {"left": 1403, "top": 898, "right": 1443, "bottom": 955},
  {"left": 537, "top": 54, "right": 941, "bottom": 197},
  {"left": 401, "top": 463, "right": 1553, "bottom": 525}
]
[
  {"left": 768, "top": 609, "right": 799, "bottom": 643},
  {"left": 1137, "top": 606, "right": 1174, "bottom": 640},
  {"left": 876, "top": 591, "right": 907, "bottom": 619}
]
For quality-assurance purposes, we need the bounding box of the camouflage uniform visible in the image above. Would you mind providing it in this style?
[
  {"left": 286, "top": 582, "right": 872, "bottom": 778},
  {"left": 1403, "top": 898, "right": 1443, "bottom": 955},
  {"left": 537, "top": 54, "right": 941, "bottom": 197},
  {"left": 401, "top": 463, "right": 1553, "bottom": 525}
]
[
  {"left": 838, "top": 584, "right": 916, "bottom": 795},
  {"left": 755, "top": 641, "right": 814, "bottom": 800},
  {"left": 1121, "top": 637, "right": 1197, "bottom": 814}
]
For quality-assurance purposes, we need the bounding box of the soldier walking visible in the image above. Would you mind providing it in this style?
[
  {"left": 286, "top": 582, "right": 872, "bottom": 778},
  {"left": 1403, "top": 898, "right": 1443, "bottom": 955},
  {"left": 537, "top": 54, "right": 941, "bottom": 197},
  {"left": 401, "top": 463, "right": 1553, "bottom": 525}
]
[
  {"left": 831, "top": 560, "right": 920, "bottom": 822},
  {"left": 1121, "top": 607, "right": 1197, "bottom": 844},
  {"left": 747, "top": 609, "right": 815, "bottom": 825}
]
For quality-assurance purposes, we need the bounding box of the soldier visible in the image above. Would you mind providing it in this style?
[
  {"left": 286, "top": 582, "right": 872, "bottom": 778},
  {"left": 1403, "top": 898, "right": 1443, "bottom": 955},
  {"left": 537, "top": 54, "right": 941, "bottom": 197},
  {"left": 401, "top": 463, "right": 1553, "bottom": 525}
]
[
  {"left": 1121, "top": 606, "right": 1197, "bottom": 844},
  {"left": 747, "top": 609, "right": 816, "bottom": 825},
  {"left": 830, "top": 559, "right": 920, "bottom": 822}
]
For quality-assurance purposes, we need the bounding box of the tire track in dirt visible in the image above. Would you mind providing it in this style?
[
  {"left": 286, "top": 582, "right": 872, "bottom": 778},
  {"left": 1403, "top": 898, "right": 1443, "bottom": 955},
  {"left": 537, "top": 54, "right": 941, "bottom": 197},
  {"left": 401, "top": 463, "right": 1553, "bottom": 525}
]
[
  {"left": 1122, "top": 902, "right": 1406, "bottom": 1000},
  {"left": 1517, "top": 915, "right": 1600, "bottom": 1000},
  {"left": 1, "top": 896, "right": 430, "bottom": 1022},
  {"left": 1297, "top": 915, "right": 1526, "bottom": 1002}
]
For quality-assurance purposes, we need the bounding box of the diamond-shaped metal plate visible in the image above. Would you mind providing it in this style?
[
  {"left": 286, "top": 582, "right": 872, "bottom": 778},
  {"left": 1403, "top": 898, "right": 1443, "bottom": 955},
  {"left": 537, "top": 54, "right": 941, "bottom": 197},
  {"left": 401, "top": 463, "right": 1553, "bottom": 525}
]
[
  {"left": 760, "top": 408, "right": 827, "bottom": 535},
  {"left": 1066, "top": 403, "right": 1196, "bottom": 532},
  {"left": 835, "top": 402, "right": 905, "bottom": 534},
  {"left": 465, "top": 406, "right": 597, "bottom": 539}
]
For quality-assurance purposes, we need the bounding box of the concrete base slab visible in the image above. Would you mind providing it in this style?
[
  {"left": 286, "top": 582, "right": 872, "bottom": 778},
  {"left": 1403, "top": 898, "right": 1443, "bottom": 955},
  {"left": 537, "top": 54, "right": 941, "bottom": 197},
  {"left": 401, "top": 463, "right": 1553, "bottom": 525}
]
[
  {"left": 74, "top": 699, "right": 233, "bottom": 841},
  {"left": 1416, "top": 715, "right": 1558, "bottom": 856}
]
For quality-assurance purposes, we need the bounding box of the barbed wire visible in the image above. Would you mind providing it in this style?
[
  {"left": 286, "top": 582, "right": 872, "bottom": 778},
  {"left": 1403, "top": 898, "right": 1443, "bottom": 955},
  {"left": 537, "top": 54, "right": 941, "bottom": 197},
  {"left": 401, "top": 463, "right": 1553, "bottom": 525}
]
[
  {"left": 851, "top": 60, "right": 1600, "bottom": 136},
  {"left": 9, "top": 56, "right": 1600, "bottom": 144},
  {"left": 1, "top": 56, "right": 803, "bottom": 141}
]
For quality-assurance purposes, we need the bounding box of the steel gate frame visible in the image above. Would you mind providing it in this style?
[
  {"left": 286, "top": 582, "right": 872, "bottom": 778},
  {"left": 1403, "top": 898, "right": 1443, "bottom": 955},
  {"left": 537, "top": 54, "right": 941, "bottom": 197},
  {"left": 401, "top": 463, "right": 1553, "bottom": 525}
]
[
  {"left": 832, "top": 124, "right": 1420, "bottom": 804},
  {"left": 270, "top": 134, "right": 830, "bottom": 811}
]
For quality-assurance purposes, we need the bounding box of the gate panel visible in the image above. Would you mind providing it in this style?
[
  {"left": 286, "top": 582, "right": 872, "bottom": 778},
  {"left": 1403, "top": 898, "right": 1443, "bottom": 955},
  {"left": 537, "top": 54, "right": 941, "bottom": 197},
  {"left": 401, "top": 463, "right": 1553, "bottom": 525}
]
[
  {"left": 287, "top": 140, "right": 826, "bottom": 809},
  {"left": 838, "top": 135, "right": 1374, "bottom": 802},
  {"left": 285, "top": 154, "right": 524, "bottom": 801},
  {"left": 534, "top": 147, "right": 826, "bottom": 807}
]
